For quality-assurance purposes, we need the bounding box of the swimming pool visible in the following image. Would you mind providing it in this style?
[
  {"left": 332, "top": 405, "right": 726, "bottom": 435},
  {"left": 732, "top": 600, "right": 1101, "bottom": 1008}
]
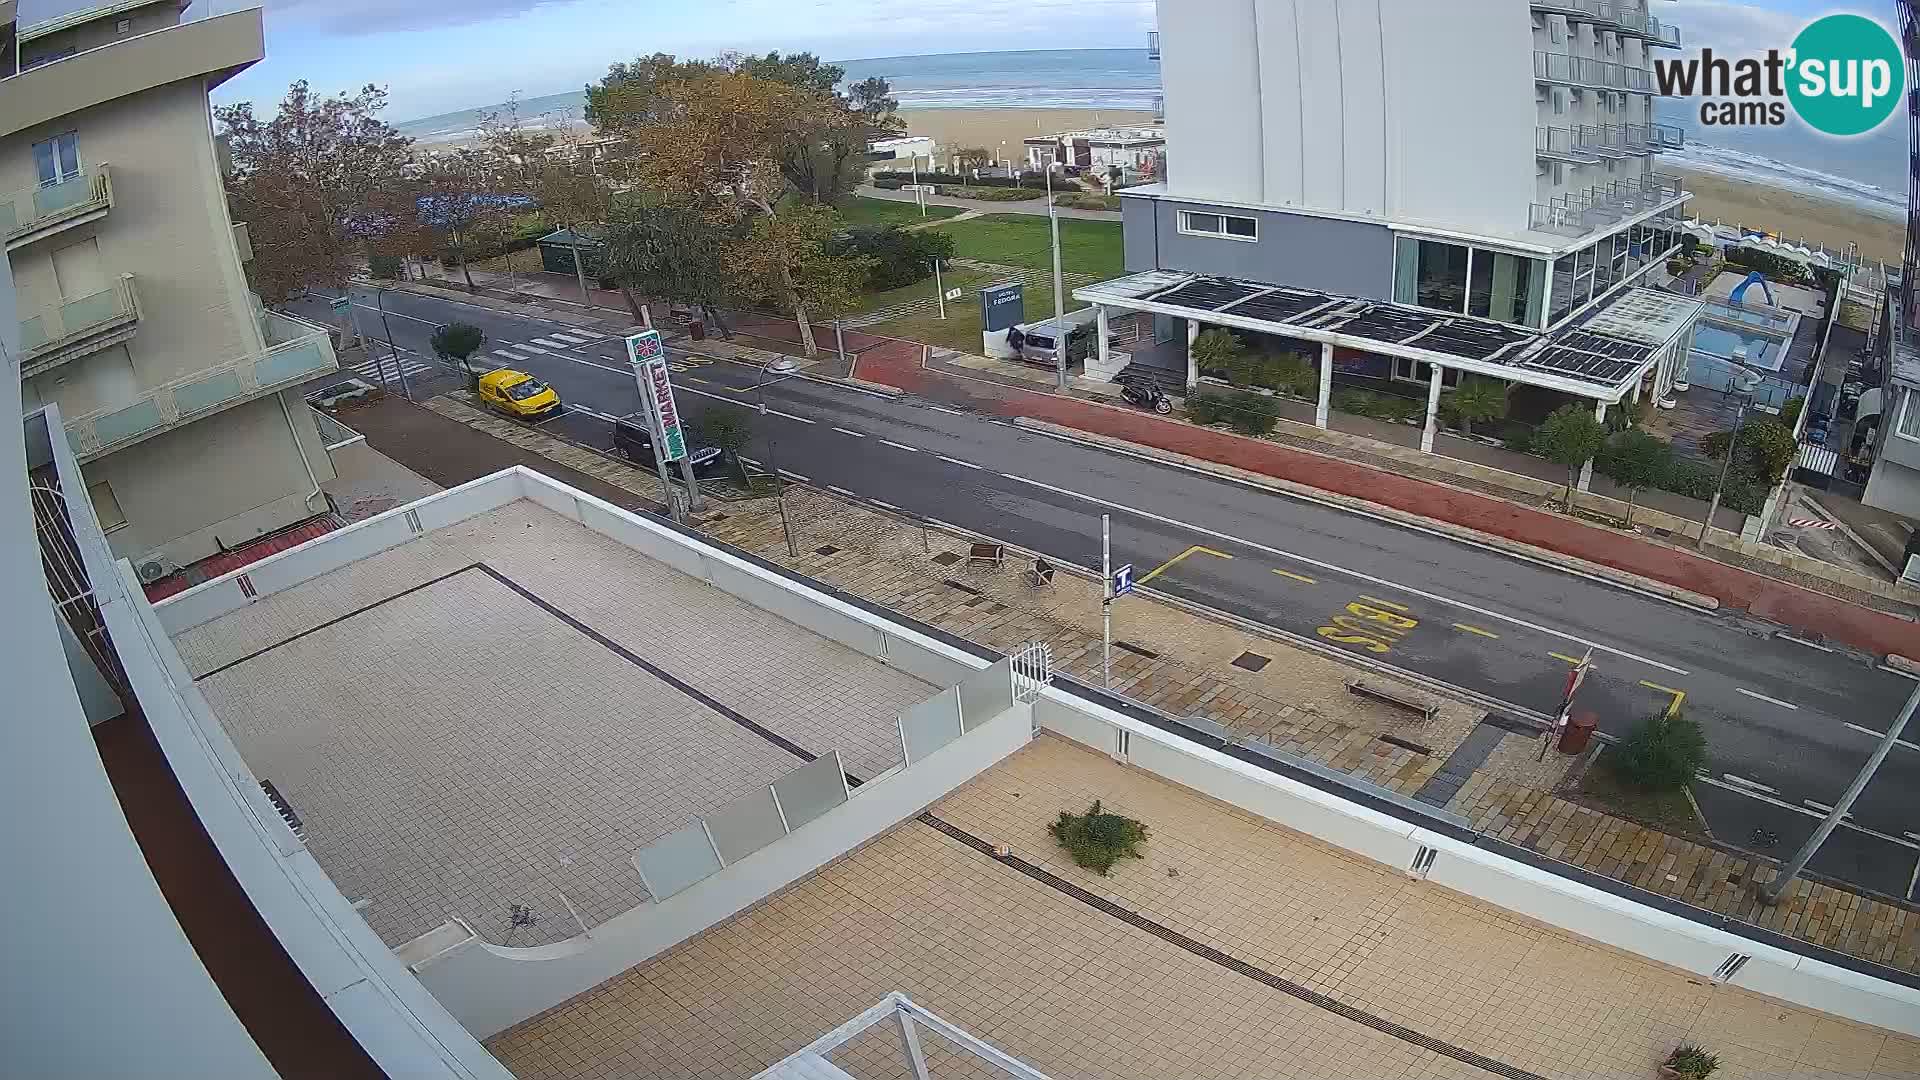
[{"left": 1692, "top": 322, "right": 1785, "bottom": 371}]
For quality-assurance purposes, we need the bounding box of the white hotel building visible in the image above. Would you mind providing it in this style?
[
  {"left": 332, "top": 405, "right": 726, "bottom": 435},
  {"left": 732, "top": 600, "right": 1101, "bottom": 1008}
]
[{"left": 1081, "top": 0, "right": 1704, "bottom": 476}]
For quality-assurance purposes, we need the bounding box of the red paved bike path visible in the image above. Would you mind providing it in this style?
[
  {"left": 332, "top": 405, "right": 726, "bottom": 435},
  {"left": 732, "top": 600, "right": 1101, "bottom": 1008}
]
[{"left": 848, "top": 338, "right": 1920, "bottom": 660}]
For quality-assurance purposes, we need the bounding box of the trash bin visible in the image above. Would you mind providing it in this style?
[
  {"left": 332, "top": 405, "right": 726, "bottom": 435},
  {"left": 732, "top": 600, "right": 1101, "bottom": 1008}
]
[
  {"left": 689, "top": 320, "right": 707, "bottom": 341},
  {"left": 1559, "top": 711, "right": 1598, "bottom": 755}
]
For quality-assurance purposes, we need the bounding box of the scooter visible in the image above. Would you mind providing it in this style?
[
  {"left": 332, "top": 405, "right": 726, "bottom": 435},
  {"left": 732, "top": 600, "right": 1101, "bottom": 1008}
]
[{"left": 1120, "top": 378, "right": 1173, "bottom": 414}]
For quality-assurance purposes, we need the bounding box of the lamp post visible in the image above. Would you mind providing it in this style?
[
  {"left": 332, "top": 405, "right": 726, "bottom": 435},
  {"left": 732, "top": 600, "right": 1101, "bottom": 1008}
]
[
  {"left": 755, "top": 357, "right": 801, "bottom": 558},
  {"left": 1697, "top": 365, "right": 1761, "bottom": 549},
  {"left": 1045, "top": 163, "right": 1067, "bottom": 391}
]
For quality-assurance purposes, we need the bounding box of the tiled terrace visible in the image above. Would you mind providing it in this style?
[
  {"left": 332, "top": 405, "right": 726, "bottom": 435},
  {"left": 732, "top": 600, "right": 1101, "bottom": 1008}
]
[
  {"left": 177, "top": 501, "right": 933, "bottom": 947},
  {"left": 489, "top": 736, "right": 1920, "bottom": 1080}
]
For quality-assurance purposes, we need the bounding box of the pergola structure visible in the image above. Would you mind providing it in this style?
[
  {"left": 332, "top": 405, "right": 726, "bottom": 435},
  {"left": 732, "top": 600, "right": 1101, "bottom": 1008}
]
[{"left": 1075, "top": 271, "right": 1702, "bottom": 491}]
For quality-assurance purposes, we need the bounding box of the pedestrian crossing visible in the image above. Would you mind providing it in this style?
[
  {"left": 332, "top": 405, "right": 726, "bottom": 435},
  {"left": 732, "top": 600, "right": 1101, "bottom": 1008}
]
[{"left": 347, "top": 351, "right": 434, "bottom": 385}]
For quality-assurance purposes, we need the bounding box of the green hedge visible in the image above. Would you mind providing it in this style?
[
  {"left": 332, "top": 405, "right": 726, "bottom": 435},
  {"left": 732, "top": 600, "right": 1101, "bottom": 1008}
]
[
  {"left": 1332, "top": 386, "right": 1424, "bottom": 424},
  {"left": 1724, "top": 245, "right": 1813, "bottom": 285},
  {"left": 1187, "top": 387, "right": 1280, "bottom": 435},
  {"left": 939, "top": 186, "right": 1047, "bottom": 201}
]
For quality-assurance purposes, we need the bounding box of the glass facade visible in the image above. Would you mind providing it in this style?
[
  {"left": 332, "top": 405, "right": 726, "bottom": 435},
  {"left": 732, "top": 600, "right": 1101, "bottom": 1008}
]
[
  {"left": 1539, "top": 219, "right": 1685, "bottom": 331},
  {"left": 1395, "top": 239, "right": 1547, "bottom": 328}
]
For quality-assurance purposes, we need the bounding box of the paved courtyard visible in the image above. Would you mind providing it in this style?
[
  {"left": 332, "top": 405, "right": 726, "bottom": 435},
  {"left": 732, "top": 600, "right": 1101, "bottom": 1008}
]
[
  {"left": 489, "top": 736, "right": 1919, "bottom": 1080},
  {"left": 179, "top": 502, "right": 934, "bottom": 947}
]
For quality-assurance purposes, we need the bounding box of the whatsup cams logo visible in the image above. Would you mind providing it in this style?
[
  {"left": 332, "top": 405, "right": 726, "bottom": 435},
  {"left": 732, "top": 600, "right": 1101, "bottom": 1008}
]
[{"left": 1653, "top": 13, "right": 1905, "bottom": 136}]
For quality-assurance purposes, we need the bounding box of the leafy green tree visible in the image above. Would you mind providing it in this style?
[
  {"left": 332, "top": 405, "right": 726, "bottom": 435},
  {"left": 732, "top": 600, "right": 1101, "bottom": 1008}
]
[
  {"left": 1779, "top": 396, "right": 1805, "bottom": 430},
  {"left": 692, "top": 408, "right": 755, "bottom": 480},
  {"left": 1702, "top": 415, "right": 1799, "bottom": 494},
  {"left": 1191, "top": 328, "right": 1244, "bottom": 378},
  {"left": 1609, "top": 709, "right": 1707, "bottom": 793},
  {"left": 1536, "top": 403, "right": 1608, "bottom": 511},
  {"left": 430, "top": 322, "right": 486, "bottom": 388},
  {"left": 1441, "top": 377, "right": 1510, "bottom": 438},
  {"left": 604, "top": 201, "right": 744, "bottom": 338},
  {"left": 1597, "top": 428, "right": 1673, "bottom": 525},
  {"left": 731, "top": 52, "right": 903, "bottom": 205}
]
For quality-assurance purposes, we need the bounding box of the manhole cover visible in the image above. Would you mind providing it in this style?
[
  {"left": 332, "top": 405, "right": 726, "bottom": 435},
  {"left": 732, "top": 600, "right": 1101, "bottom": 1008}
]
[
  {"left": 814, "top": 545, "right": 840, "bottom": 556},
  {"left": 1232, "top": 651, "right": 1271, "bottom": 672}
]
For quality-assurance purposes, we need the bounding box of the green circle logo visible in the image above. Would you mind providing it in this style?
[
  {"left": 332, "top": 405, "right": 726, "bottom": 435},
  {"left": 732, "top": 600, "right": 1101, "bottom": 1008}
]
[{"left": 1787, "top": 14, "right": 1905, "bottom": 136}]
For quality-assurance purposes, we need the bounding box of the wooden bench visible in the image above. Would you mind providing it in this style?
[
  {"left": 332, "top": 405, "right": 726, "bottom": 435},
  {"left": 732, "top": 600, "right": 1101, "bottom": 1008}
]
[
  {"left": 1346, "top": 679, "right": 1438, "bottom": 724},
  {"left": 967, "top": 542, "right": 1006, "bottom": 568}
]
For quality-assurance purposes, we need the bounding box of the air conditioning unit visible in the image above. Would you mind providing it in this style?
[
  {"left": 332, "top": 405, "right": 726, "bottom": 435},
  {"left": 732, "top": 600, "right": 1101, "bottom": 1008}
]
[{"left": 136, "top": 559, "right": 171, "bottom": 584}]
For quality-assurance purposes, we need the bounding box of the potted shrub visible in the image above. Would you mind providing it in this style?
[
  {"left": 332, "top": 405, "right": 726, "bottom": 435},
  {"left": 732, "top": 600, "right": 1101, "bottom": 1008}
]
[
  {"left": 1659, "top": 1045, "right": 1719, "bottom": 1080},
  {"left": 1049, "top": 800, "right": 1148, "bottom": 876}
]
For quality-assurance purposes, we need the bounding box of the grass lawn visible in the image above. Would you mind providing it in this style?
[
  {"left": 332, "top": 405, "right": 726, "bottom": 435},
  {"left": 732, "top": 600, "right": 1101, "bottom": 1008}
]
[
  {"left": 863, "top": 272, "right": 1083, "bottom": 354},
  {"left": 1575, "top": 750, "right": 1706, "bottom": 837},
  {"left": 834, "top": 196, "right": 962, "bottom": 229},
  {"left": 930, "top": 214, "right": 1125, "bottom": 280}
]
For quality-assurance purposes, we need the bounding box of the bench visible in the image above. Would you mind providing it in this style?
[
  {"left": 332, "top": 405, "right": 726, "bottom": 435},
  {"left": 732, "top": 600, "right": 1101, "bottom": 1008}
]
[
  {"left": 1346, "top": 679, "right": 1438, "bottom": 724},
  {"left": 1026, "top": 557, "right": 1057, "bottom": 590},
  {"left": 967, "top": 542, "right": 1006, "bottom": 568}
]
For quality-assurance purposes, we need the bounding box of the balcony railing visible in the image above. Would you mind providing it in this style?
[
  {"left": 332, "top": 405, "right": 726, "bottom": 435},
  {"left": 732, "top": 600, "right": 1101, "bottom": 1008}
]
[
  {"left": 1577, "top": 124, "right": 1632, "bottom": 158},
  {"left": 1530, "top": 172, "right": 1688, "bottom": 237},
  {"left": 0, "top": 165, "right": 112, "bottom": 250},
  {"left": 1147, "top": 30, "right": 1159, "bottom": 60},
  {"left": 1648, "top": 16, "right": 1681, "bottom": 47},
  {"left": 19, "top": 274, "right": 140, "bottom": 376},
  {"left": 1537, "top": 125, "right": 1601, "bottom": 163},
  {"left": 1648, "top": 120, "right": 1685, "bottom": 149},
  {"left": 63, "top": 324, "right": 340, "bottom": 462},
  {"left": 1152, "top": 94, "right": 1165, "bottom": 123},
  {"left": 1531, "top": 0, "right": 1674, "bottom": 43}
]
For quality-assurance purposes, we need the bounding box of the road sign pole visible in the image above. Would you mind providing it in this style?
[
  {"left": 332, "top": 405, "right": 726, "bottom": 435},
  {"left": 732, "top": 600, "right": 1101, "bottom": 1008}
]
[
  {"left": 934, "top": 259, "right": 946, "bottom": 320},
  {"left": 375, "top": 286, "right": 411, "bottom": 402},
  {"left": 1047, "top": 166, "right": 1067, "bottom": 391},
  {"left": 1758, "top": 679, "right": 1920, "bottom": 904},
  {"left": 634, "top": 365, "right": 680, "bottom": 521},
  {"left": 1102, "top": 513, "right": 1112, "bottom": 690}
]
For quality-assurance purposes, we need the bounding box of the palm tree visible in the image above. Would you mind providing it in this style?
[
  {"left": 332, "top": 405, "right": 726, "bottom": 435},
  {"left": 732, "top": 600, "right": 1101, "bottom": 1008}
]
[{"left": 1446, "top": 377, "right": 1510, "bottom": 438}]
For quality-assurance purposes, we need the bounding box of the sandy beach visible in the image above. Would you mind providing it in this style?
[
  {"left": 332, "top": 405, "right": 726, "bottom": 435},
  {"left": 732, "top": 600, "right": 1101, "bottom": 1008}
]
[
  {"left": 1672, "top": 168, "right": 1903, "bottom": 265},
  {"left": 895, "top": 108, "right": 1159, "bottom": 163}
]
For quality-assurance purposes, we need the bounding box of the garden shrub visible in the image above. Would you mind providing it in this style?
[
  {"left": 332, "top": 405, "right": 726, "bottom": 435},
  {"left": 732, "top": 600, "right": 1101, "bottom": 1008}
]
[
  {"left": 1500, "top": 426, "right": 1534, "bottom": 454},
  {"left": 369, "top": 254, "right": 402, "bottom": 280},
  {"left": 1185, "top": 387, "right": 1233, "bottom": 425},
  {"left": 830, "top": 225, "right": 957, "bottom": 290},
  {"left": 1049, "top": 800, "right": 1148, "bottom": 876},
  {"left": 1226, "top": 390, "right": 1281, "bottom": 435},
  {"left": 1609, "top": 710, "right": 1707, "bottom": 792}
]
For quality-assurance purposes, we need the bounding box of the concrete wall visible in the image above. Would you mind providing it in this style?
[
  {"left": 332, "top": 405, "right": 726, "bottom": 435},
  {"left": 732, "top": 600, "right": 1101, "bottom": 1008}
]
[
  {"left": 1129, "top": 194, "right": 1396, "bottom": 298},
  {"left": 1156, "top": 0, "right": 1537, "bottom": 239},
  {"left": 21, "top": 1, "right": 182, "bottom": 67},
  {"left": 83, "top": 392, "right": 332, "bottom": 570},
  {"left": 405, "top": 704, "right": 1033, "bottom": 1039},
  {"left": 1863, "top": 454, "right": 1920, "bottom": 519},
  {"left": 1033, "top": 690, "right": 1920, "bottom": 1038}
]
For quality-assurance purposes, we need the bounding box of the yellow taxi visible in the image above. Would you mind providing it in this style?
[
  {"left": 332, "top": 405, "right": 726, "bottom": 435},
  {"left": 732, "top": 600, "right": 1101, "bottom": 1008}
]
[{"left": 475, "top": 369, "right": 560, "bottom": 419}]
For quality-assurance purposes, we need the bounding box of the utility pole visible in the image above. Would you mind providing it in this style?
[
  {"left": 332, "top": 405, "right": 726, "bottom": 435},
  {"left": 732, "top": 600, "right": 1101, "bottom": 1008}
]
[
  {"left": 1045, "top": 163, "right": 1067, "bottom": 390},
  {"left": 1698, "top": 395, "right": 1750, "bottom": 549},
  {"left": 568, "top": 234, "right": 593, "bottom": 309},
  {"left": 1101, "top": 513, "right": 1113, "bottom": 689},
  {"left": 627, "top": 335, "right": 681, "bottom": 521},
  {"left": 1757, "top": 681, "right": 1919, "bottom": 904},
  {"left": 834, "top": 319, "right": 847, "bottom": 367},
  {"left": 934, "top": 258, "right": 947, "bottom": 320},
  {"left": 373, "top": 286, "right": 410, "bottom": 401},
  {"left": 912, "top": 155, "right": 924, "bottom": 217}
]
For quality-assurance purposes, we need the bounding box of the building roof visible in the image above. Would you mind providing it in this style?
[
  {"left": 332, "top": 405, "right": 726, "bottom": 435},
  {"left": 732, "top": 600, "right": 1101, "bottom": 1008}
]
[
  {"left": 1076, "top": 271, "right": 1701, "bottom": 400},
  {"left": 538, "top": 227, "right": 604, "bottom": 247},
  {"left": 1024, "top": 127, "right": 1165, "bottom": 147},
  {"left": 19, "top": 0, "right": 186, "bottom": 41}
]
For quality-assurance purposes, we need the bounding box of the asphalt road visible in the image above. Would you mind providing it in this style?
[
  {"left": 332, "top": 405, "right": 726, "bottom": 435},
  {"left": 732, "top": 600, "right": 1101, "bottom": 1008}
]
[{"left": 295, "top": 287, "right": 1920, "bottom": 901}]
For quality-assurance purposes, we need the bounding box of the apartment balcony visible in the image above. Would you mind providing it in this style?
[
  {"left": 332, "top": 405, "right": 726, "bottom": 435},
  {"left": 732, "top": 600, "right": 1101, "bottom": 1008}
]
[
  {"left": 1152, "top": 94, "right": 1164, "bottom": 124},
  {"left": 1529, "top": 171, "right": 1688, "bottom": 238},
  {"left": 19, "top": 273, "right": 140, "bottom": 379},
  {"left": 1577, "top": 124, "right": 1632, "bottom": 159},
  {"left": 1647, "top": 16, "right": 1682, "bottom": 48},
  {"left": 1147, "top": 30, "right": 1159, "bottom": 61},
  {"left": 1531, "top": 0, "right": 1677, "bottom": 46},
  {"left": 62, "top": 312, "right": 338, "bottom": 462},
  {"left": 1535, "top": 51, "right": 1625, "bottom": 91},
  {"left": 1, "top": 165, "right": 112, "bottom": 252},
  {"left": 1648, "top": 120, "right": 1684, "bottom": 150},
  {"left": 1537, "top": 125, "right": 1602, "bottom": 164}
]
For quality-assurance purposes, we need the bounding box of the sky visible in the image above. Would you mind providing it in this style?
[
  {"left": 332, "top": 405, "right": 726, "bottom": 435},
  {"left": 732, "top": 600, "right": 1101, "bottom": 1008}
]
[{"left": 13, "top": 0, "right": 1905, "bottom": 124}]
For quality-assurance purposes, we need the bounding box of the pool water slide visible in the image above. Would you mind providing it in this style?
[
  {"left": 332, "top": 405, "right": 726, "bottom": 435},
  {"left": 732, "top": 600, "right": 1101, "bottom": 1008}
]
[{"left": 1729, "top": 270, "right": 1776, "bottom": 308}]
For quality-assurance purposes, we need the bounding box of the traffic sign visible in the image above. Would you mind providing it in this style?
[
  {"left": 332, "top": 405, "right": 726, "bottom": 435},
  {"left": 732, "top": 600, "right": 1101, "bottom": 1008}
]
[
  {"left": 1110, "top": 563, "right": 1135, "bottom": 599},
  {"left": 331, "top": 295, "right": 351, "bottom": 314},
  {"left": 945, "top": 288, "right": 963, "bottom": 301}
]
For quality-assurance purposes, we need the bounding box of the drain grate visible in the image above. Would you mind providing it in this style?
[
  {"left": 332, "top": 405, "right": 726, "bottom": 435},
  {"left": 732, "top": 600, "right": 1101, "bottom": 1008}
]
[
  {"left": 814, "top": 545, "right": 840, "bottom": 557},
  {"left": 1113, "top": 640, "right": 1159, "bottom": 659},
  {"left": 931, "top": 551, "right": 962, "bottom": 567},
  {"left": 1232, "top": 651, "right": 1271, "bottom": 672}
]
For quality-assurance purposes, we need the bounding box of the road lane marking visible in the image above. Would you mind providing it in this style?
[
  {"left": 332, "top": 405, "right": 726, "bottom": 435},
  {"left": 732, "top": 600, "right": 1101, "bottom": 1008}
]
[
  {"left": 1695, "top": 775, "right": 1920, "bottom": 849},
  {"left": 1736, "top": 687, "right": 1799, "bottom": 710},
  {"left": 531, "top": 337, "right": 569, "bottom": 348},
  {"left": 1453, "top": 623, "right": 1500, "bottom": 639},
  {"left": 1720, "top": 774, "right": 1779, "bottom": 795},
  {"left": 673, "top": 384, "right": 816, "bottom": 423},
  {"left": 1271, "top": 569, "right": 1317, "bottom": 584},
  {"left": 882, "top": 440, "right": 920, "bottom": 452},
  {"left": 1138, "top": 545, "right": 1233, "bottom": 585},
  {"left": 1549, "top": 652, "right": 1586, "bottom": 665},
  {"left": 938, "top": 455, "right": 984, "bottom": 470},
  {"left": 833, "top": 427, "right": 867, "bottom": 438},
  {"left": 1319, "top": 597, "right": 1419, "bottom": 655},
  {"left": 1803, "top": 799, "right": 1848, "bottom": 817},
  {"left": 683, "top": 376, "right": 711, "bottom": 386},
  {"left": 1359, "top": 595, "right": 1409, "bottom": 612},
  {"left": 929, "top": 406, "right": 966, "bottom": 416},
  {"left": 1639, "top": 681, "right": 1686, "bottom": 718},
  {"left": 492, "top": 348, "right": 528, "bottom": 361},
  {"left": 1842, "top": 722, "right": 1920, "bottom": 750},
  {"left": 564, "top": 405, "right": 621, "bottom": 421},
  {"left": 1777, "top": 633, "right": 1834, "bottom": 653},
  {"left": 988, "top": 471, "right": 1688, "bottom": 676}
]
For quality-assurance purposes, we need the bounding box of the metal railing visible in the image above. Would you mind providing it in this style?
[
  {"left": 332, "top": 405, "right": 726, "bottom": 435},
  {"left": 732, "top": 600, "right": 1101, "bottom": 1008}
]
[
  {"left": 1648, "top": 120, "right": 1685, "bottom": 150},
  {"left": 1534, "top": 51, "right": 1631, "bottom": 90},
  {"left": 0, "top": 165, "right": 112, "bottom": 246},
  {"left": 1530, "top": 172, "right": 1688, "bottom": 237},
  {"left": 1576, "top": 123, "right": 1631, "bottom": 158},
  {"left": 1648, "top": 15, "right": 1682, "bottom": 47},
  {"left": 1536, "top": 125, "right": 1600, "bottom": 163},
  {"left": 63, "top": 323, "right": 339, "bottom": 461},
  {"left": 1532, "top": 0, "right": 1674, "bottom": 43},
  {"left": 1147, "top": 30, "right": 1159, "bottom": 59},
  {"left": 19, "top": 273, "right": 138, "bottom": 363}
]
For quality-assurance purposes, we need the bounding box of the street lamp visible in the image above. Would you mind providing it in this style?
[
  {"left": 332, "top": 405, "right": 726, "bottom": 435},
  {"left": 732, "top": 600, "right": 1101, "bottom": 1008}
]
[
  {"left": 754, "top": 358, "right": 801, "bottom": 558},
  {"left": 1045, "top": 163, "right": 1067, "bottom": 391}
]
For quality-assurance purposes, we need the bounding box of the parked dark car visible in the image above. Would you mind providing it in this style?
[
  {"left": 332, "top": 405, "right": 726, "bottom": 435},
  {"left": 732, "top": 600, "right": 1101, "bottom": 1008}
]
[
  {"left": 1805, "top": 416, "right": 1831, "bottom": 446},
  {"left": 612, "top": 417, "right": 728, "bottom": 476}
]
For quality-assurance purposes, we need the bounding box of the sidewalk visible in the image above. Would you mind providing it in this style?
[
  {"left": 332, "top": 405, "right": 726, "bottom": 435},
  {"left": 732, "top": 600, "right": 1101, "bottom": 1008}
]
[{"left": 346, "top": 391, "right": 1919, "bottom": 976}]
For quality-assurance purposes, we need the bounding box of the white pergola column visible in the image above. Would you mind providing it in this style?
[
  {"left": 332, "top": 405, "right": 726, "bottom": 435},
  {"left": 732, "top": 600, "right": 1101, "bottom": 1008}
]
[
  {"left": 1578, "top": 399, "right": 1608, "bottom": 492},
  {"left": 1316, "top": 342, "right": 1333, "bottom": 429},
  {"left": 1185, "top": 319, "right": 1200, "bottom": 389},
  {"left": 1095, "top": 305, "right": 1110, "bottom": 376},
  {"left": 1421, "top": 366, "right": 1445, "bottom": 453}
]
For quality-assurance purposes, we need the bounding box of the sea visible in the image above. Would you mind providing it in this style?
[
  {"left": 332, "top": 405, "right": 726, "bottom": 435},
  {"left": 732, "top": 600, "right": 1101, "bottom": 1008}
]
[{"left": 393, "top": 47, "right": 1906, "bottom": 222}]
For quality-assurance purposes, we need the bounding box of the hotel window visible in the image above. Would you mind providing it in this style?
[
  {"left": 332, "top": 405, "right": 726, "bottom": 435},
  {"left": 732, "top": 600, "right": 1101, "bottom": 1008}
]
[
  {"left": 1394, "top": 357, "right": 1461, "bottom": 389},
  {"left": 1472, "top": 251, "right": 1546, "bottom": 326},
  {"left": 87, "top": 480, "right": 128, "bottom": 532},
  {"left": 1394, "top": 238, "right": 1468, "bottom": 313},
  {"left": 1900, "top": 390, "right": 1920, "bottom": 441},
  {"left": 1178, "top": 210, "right": 1257, "bottom": 242},
  {"left": 33, "top": 132, "right": 80, "bottom": 186}
]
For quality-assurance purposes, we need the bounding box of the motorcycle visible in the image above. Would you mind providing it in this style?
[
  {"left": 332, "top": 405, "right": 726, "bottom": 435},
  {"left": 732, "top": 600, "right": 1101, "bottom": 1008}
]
[{"left": 1120, "top": 378, "right": 1173, "bottom": 414}]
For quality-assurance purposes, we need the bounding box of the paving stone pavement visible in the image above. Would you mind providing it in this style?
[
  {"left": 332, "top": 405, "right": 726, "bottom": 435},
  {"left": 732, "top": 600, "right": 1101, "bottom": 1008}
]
[{"left": 409, "top": 393, "right": 1920, "bottom": 974}]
